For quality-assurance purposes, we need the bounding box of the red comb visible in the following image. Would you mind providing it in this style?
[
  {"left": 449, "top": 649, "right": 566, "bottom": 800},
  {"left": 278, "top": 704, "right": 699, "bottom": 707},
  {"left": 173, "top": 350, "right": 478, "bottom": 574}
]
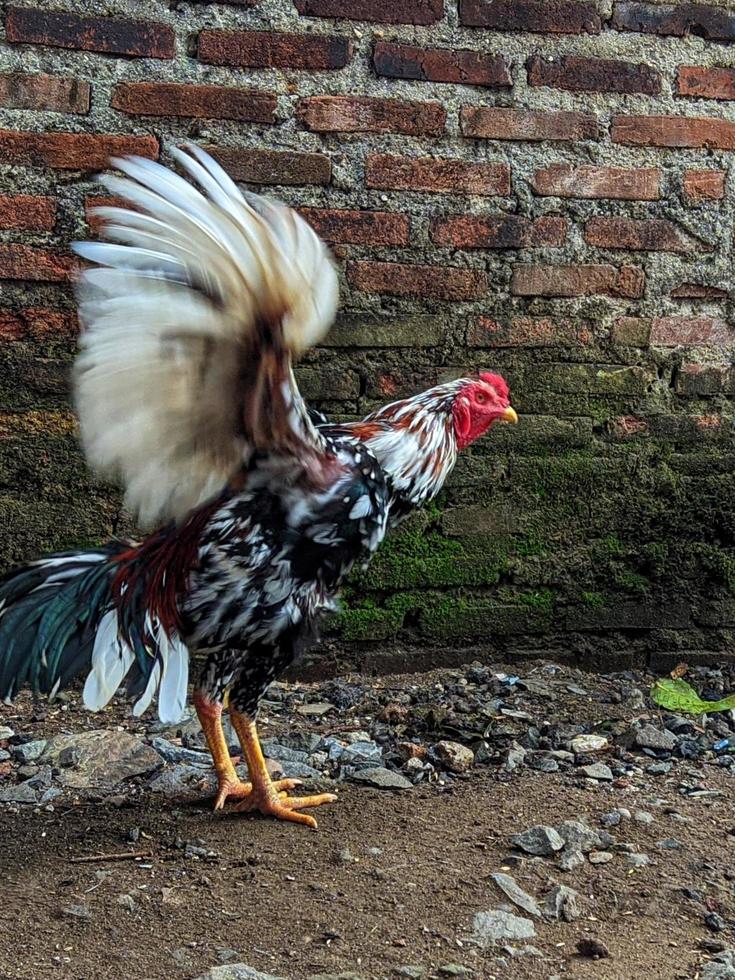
[{"left": 479, "top": 371, "right": 509, "bottom": 399}]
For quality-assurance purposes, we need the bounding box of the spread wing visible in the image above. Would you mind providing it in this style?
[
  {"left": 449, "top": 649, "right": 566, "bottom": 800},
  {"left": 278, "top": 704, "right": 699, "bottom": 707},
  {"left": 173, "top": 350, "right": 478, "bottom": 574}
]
[{"left": 73, "top": 145, "right": 338, "bottom": 528}]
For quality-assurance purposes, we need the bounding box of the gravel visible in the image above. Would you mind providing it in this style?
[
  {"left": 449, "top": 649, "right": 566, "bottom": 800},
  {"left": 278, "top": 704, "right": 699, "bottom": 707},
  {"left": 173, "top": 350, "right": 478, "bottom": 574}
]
[{"left": 510, "top": 825, "right": 564, "bottom": 856}]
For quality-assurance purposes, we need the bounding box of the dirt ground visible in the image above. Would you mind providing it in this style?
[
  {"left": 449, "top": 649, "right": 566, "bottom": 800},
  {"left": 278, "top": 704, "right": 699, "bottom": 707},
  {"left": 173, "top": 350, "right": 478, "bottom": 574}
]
[{"left": 0, "top": 664, "right": 733, "bottom": 980}]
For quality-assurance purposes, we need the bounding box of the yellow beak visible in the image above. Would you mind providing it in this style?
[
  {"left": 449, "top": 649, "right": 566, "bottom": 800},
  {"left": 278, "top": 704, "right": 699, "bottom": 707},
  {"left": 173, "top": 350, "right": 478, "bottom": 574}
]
[{"left": 501, "top": 406, "right": 518, "bottom": 424}]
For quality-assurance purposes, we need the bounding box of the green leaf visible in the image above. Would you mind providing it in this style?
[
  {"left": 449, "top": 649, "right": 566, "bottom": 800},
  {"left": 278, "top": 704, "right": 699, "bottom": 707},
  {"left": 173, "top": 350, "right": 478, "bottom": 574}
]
[{"left": 651, "top": 677, "right": 735, "bottom": 715}]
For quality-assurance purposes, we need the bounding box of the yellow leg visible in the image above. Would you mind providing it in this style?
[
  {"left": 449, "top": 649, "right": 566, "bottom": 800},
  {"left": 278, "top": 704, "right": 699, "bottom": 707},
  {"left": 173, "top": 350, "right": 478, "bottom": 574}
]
[
  {"left": 193, "top": 692, "right": 251, "bottom": 810},
  {"left": 230, "top": 709, "right": 337, "bottom": 830}
]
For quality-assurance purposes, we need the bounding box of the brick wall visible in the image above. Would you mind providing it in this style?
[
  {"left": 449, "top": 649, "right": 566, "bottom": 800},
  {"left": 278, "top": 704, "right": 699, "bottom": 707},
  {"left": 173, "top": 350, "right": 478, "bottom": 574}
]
[{"left": 0, "top": 0, "right": 734, "bottom": 675}]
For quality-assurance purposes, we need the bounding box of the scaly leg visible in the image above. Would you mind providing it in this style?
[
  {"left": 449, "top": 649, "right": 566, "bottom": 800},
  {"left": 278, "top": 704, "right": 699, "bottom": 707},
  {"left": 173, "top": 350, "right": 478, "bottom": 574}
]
[
  {"left": 230, "top": 708, "right": 337, "bottom": 829},
  {"left": 193, "top": 691, "right": 305, "bottom": 811}
]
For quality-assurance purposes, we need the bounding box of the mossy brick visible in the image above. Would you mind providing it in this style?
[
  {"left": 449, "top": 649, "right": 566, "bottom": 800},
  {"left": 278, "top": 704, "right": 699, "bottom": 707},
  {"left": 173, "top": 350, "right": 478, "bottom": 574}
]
[
  {"left": 0, "top": 433, "right": 96, "bottom": 498},
  {"left": 294, "top": 366, "right": 360, "bottom": 400},
  {"left": 442, "top": 503, "right": 516, "bottom": 536},
  {"left": 0, "top": 352, "right": 71, "bottom": 410},
  {"left": 419, "top": 597, "right": 552, "bottom": 640},
  {"left": 523, "top": 363, "right": 654, "bottom": 396},
  {"left": 319, "top": 314, "right": 443, "bottom": 349},
  {"left": 696, "top": 601, "right": 735, "bottom": 627},
  {"left": 0, "top": 495, "right": 120, "bottom": 568},
  {"left": 476, "top": 415, "right": 594, "bottom": 451},
  {"left": 565, "top": 601, "right": 691, "bottom": 630}
]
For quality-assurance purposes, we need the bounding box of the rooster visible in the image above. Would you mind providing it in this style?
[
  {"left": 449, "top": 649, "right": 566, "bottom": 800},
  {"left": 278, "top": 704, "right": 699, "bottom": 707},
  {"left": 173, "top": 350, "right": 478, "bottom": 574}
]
[{"left": 0, "top": 147, "right": 516, "bottom": 828}]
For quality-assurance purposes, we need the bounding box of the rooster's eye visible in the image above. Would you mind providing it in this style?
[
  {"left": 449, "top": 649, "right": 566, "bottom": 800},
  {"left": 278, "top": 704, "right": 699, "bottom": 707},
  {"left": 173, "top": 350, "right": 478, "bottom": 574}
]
[{"left": 475, "top": 392, "right": 487, "bottom": 404}]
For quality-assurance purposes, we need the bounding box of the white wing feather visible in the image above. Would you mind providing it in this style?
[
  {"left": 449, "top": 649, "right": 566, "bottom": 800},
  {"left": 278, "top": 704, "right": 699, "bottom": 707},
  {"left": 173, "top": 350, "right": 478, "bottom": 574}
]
[{"left": 73, "top": 145, "right": 339, "bottom": 528}]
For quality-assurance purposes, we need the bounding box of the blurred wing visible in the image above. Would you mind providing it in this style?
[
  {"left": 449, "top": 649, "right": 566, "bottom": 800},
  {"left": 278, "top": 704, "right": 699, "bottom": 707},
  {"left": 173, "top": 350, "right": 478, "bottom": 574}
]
[{"left": 73, "top": 145, "right": 339, "bottom": 528}]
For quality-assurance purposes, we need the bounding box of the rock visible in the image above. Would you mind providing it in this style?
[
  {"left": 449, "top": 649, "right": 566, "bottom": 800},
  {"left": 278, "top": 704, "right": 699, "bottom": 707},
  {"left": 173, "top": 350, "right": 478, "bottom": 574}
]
[
  {"left": 646, "top": 762, "right": 673, "bottom": 775},
  {"left": 579, "top": 763, "right": 613, "bottom": 781},
  {"left": 149, "top": 737, "right": 210, "bottom": 766},
  {"left": 0, "top": 780, "right": 39, "bottom": 803},
  {"left": 600, "top": 811, "right": 621, "bottom": 828},
  {"left": 472, "top": 910, "right": 536, "bottom": 948},
  {"left": 338, "top": 741, "right": 383, "bottom": 766},
  {"left": 556, "top": 820, "right": 603, "bottom": 854},
  {"left": 40, "top": 731, "right": 163, "bottom": 788},
  {"left": 529, "top": 754, "right": 558, "bottom": 773},
  {"left": 624, "top": 853, "right": 650, "bottom": 868},
  {"left": 0, "top": 726, "right": 14, "bottom": 739},
  {"left": 260, "top": 741, "right": 309, "bottom": 764},
  {"left": 702, "top": 951, "right": 735, "bottom": 980},
  {"left": 544, "top": 884, "right": 581, "bottom": 922},
  {"left": 706, "top": 913, "right": 728, "bottom": 933},
  {"left": 576, "top": 937, "right": 610, "bottom": 959},
  {"left": 559, "top": 849, "right": 585, "bottom": 872},
  {"left": 193, "top": 967, "right": 285, "bottom": 980},
  {"left": 635, "top": 725, "right": 677, "bottom": 752},
  {"left": 510, "top": 825, "right": 564, "bottom": 856},
  {"left": 588, "top": 851, "right": 614, "bottom": 865},
  {"left": 633, "top": 810, "right": 654, "bottom": 825},
  {"left": 148, "top": 764, "right": 214, "bottom": 797},
  {"left": 278, "top": 761, "right": 323, "bottom": 780},
  {"left": 349, "top": 767, "right": 412, "bottom": 790},
  {"left": 503, "top": 743, "right": 526, "bottom": 772},
  {"left": 295, "top": 702, "right": 334, "bottom": 717},
  {"left": 61, "top": 904, "right": 91, "bottom": 921},
  {"left": 433, "top": 741, "right": 474, "bottom": 773},
  {"left": 394, "top": 968, "right": 425, "bottom": 978},
  {"left": 656, "top": 838, "right": 683, "bottom": 850},
  {"left": 570, "top": 735, "right": 608, "bottom": 754},
  {"left": 490, "top": 873, "right": 542, "bottom": 918},
  {"left": 12, "top": 739, "right": 47, "bottom": 763},
  {"left": 438, "top": 967, "right": 472, "bottom": 977},
  {"left": 116, "top": 894, "right": 136, "bottom": 912}
]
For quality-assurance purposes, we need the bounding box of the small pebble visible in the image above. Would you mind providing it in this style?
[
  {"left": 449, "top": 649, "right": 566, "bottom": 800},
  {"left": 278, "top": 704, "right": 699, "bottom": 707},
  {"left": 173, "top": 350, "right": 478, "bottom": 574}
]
[{"left": 577, "top": 937, "right": 610, "bottom": 959}]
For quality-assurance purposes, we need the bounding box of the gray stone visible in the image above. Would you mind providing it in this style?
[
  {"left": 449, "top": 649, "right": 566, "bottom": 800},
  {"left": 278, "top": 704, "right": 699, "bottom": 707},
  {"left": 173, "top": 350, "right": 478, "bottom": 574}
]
[
  {"left": 579, "top": 763, "right": 613, "bottom": 781},
  {"left": 338, "top": 741, "right": 383, "bottom": 766},
  {"left": 149, "top": 736, "right": 210, "bottom": 766},
  {"left": 438, "top": 967, "right": 472, "bottom": 977},
  {"left": 702, "top": 951, "right": 735, "bottom": 980},
  {"left": 656, "top": 838, "right": 684, "bottom": 850},
  {"left": 634, "top": 810, "right": 654, "bottom": 825},
  {"left": 556, "top": 820, "right": 603, "bottom": 853},
  {"left": 148, "top": 764, "right": 215, "bottom": 797},
  {"left": 277, "top": 761, "right": 323, "bottom": 780},
  {"left": 349, "top": 767, "right": 412, "bottom": 790},
  {"left": 295, "top": 702, "right": 334, "bottom": 717},
  {"left": 544, "top": 884, "right": 581, "bottom": 922},
  {"left": 62, "top": 904, "right": 91, "bottom": 921},
  {"left": 558, "top": 848, "right": 585, "bottom": 872},
  {"left": 0, "top": 726, "right": 14, "bottom": 739},
  {"left": 193, "top": 967, "right": 285, "bottom": 980},
  {"left": 472, "top": 909, "right": 536, "bottom": 948},
  {"left": 394, "top": 969, "right": 426, "bottom": 978},
  {"left": 624, "top": 853, "right": 650, "bottom": 868},
  {"left": 0, "top": 749, "right": 9, "bottom": 761},
  {"left": 570, "top": 734, "right": 608, "bottom": 754},
  {"left": 511, "top": 825, "right": 564, "bottom": 856},
  {"left": 635, "top": 725, "right": 678, "bottom": 752},
  {"left": 503, "top": 743, "right": 526, "bottom": 772},
  {"left": 490, "top": 873, "right": 542, "bottom": 918},
  {"left": 0, "top": 780, "right": 39, "bottom": 803},
  {"left": 12, "top": 739, "right": 47, "bottom": 763},
  {"left": 588, "top": 850, "right": 614, "bottom": 865},
  {"left": 116, "top": 894, "right": 136, "bottom": 912},
  {"left": 40, "top": 731, "right": 163, "bottom": 788},
  {"left": 433, "top": 741, "right": 475, "bottom": 773},
  {"left": 647, "top": 761, "right": 673, "bottom": 775}
]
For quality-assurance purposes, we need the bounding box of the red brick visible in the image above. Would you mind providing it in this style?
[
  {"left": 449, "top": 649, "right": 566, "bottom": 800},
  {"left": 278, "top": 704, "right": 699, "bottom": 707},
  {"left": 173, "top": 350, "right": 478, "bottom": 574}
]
[
  {"left": 532, "top": 164, "right": 660, "bottom": 201},
  {"left": 469, "top": 316, "right": 592, "bottom": 347},
  {"left": 678, "top": 66, "right": 735, "bottom": 100},
  {"left": 365, "top": 154, "right": 509, "bottom": 196},
  {"left": 612, "top": 114, "right": 735, "bottom": 150},
  {"left": 460, "top": 0, "right": 600, "bottom": 32},
  {"left": 112, "top": 83, "right": 275, "bottom": 123},
  {"left": 614, "top": 316, "right": 733, "bottom": 346},
  {"left": 612, "top": 3, "right": 735, "bottom": 43},
  {"left": 294, "top": 0, "right": 444, "bottom": 25},
  {"left": 0, "top": 245, "right": 73, "bottom": 282},
  {"left": 0, "top": 72, "right": 89, "bottom": 113},
  {"left": 675, "top": 362, "right": 733, "bottom": 396},
  {"left": 528, "top": 54, "right": 660, "bottom": 95},
  {"left": 512, "top": 264, "right": 644, "bottom": 298},
  {"left": 671, "top": 283, "right": 728, "bottom": 299},
  {"left": 608, "top": 415, "right": 651, "bottom": 440},
  {"left": 201, "top": 147, "right": 330, "bottom": 186},
  {"left": 0, "top": 195, "right": 56, "bottom": 231},
  {"left": 431, "top": 215, "right": 566, "bottom": 248},
  {"left": 585, "top": 217, "right": 695, "bottom": 254},
  {"left": 298, "top": 96, "right": 445, "bottom": 136},
  {"left": 462, "top": 107, "right": 597, "bottom": 142},
  {"left": 6, "top": 7, "right": 174, "bottom": 59},
  {"left": 373, "top": 41, "right": 510, "bottom": 88},
  {"left": 84, "top": 195, "right": 131, "bottom": 234},
  {"left": 0, "top": 307, "right": 77, "bottom": 342},
  {"left": 0, "top": 131, "right": 159, "bottom": 170},
  {"left": 198, "top": 30, "right": 352, "bottom": 70},
  {"left": 348, "top": 260, "right": 487, "bottom": 301},
  {"left": 299, "top": 207, "right": 409, "bottom": 245},
  {"left": 683, "top": 169, "right": 726, "bottom": 203}
]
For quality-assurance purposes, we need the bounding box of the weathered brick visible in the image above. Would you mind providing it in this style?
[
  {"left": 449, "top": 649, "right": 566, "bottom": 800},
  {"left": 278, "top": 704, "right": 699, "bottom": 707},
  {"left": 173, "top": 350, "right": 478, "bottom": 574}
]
[
  {"left": 84, "top": 195, "right": 130, "bottom": 234},
  {"left": 526, "top": 363, "right": 653, "bottom": 397},
  {"left": 348, "top": 260, "right": 487, "bottom": 301},
  {"left": 6, "top": 7, "right": 175, "bottom": 59},
  {"left": 112, "top": 83, "right": 276, "bottom": 123},
  {"left": 0, "top": 195, "right": 56, "bottom": 231},
  {"left": 566, "top": 602, "right": 690, "bottom": 631},
  {"left": 431, "top": 215, "right": 566, "bottom": 248},
  {"left": 528, "top": 54, "right": 660, "bottom": 95},
  {"left": 321, "top": 314, "right": 443, "bottom": 348},
  {"left": 607, "top": 415, "right": 651, "bottom": 440},
  {"left": 293, "top": 0, "right": 444, "bottom": 24},
  {"left": 585, "top": 217, "right": 694, "bottom": 254},
  {"left": 671, "top": 283, "right": 728, "bottom": 299},
  {"left": 0, "top": 131, "right": 158, "bottom": 170},
  {"left": 373, "top": 41, "right": 510, "bottom": 88},
  {"left": 469, "top": 317, "right": 593, "bottom": 347},
  {"left": 299, "top": 96, "right": 445, "bottom": 136},
  {"left": 614, "top": 316, "right": 733, "bottom": 346},
  {"left": 198, "top": 30, "right": 352, "bottom": 70},
  {"left": 0, "top": 245, "right": 73, "bottom": 282},
  {"left": 462, "top": 107, "right": 597, "bottom": 141},
  {"left": 612, "top": 114, "right": 735, "bottom": 150},
  {"left": 0, "top": 72, "right": 89, "bottom": 113},
  {"left": 678, "top": 66, "right": 735, "bottom": 100},
  {"left": 512, "top": 264, "right": 644, "bottom": 298},
  {"left": 0, "top": 307, "right": 77, "bottom": 342},
  {"left": 299, "top": 207, "right": 409, "bottom": 245},
  {"left": 611, "top": 317, "right": 652, "bottom": 346},
  {"left": 460, "top": 0, "right": 600, "bottom": 32},
  {"left": 675, "top": 362, "right": 733, "bottom": 396},
  {"left": 683, "top": 169, "right": 726, "bottom": 203},
  {"left": 295, "top": 365, "right": 360, "bottom": 400},
  {"left": 532, "top": 164, "right": 660, "bottom": 200},
  {"left": 204, "top": 147, "right": 330, "bottom": 186},
  {"left": 365, "top": 154, "right": 509, "bottom": 195},
  {"left": 612, "top": 3, "right": 735, "bottom": 43}
]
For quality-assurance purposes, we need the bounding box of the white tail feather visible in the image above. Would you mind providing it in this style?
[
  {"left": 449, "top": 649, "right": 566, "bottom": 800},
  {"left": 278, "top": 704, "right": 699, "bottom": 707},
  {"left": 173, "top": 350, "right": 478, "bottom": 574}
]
[
  {"left": 74, "top": 145, "right": 338, "bottom": 527},
  {"left": 82, "top": 611, "right": 135, "bottom": 711},
  {"left": 155, "top": 621, "right": 190, "bottom": 724}
]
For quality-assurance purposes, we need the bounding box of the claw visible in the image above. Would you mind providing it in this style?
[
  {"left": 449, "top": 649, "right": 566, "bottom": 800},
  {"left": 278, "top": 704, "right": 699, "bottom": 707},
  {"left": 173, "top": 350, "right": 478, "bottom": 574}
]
[{"left": 233, "top": 790, "right": 338, "bottom": 829}]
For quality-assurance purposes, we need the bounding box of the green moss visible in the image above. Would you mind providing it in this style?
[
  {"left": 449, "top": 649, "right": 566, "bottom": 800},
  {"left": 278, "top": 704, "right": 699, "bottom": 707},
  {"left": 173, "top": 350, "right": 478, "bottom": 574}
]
[{"left": 581, "top": 591, "right": 607, "bottom": 608}]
